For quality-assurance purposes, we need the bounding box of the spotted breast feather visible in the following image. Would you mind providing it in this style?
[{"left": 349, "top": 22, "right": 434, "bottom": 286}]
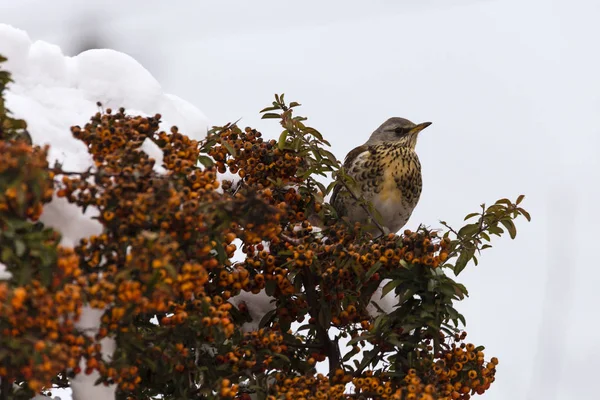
[{"left": 331, "top": 143, "right": 422, "bottom": 235}]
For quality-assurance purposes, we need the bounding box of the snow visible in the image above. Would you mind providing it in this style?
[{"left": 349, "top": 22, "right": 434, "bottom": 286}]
[
  {"left": 139, "top": 138, "right": 166, "bottom": 174},
  {"left": 367, "top": 279, "right": 397, "bottom": 316},
  {"left": 230, "top": 290, "right": 276, "bottom": 332},
  {"left": 0, "top": 262, "right": 11, "bottom": 280},
  {"left": 0, "top": 23, "right": 210, "bottom": 399}
]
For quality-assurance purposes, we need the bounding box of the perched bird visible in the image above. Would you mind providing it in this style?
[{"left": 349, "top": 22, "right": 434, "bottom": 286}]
[{"left": 330, "top": 117, "right": 431, "bottom": 236}]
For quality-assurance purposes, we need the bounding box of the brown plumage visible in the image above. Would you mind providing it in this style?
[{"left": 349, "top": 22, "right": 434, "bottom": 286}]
[{"left": 330, "top": 117, "right": 431, "bottom": 236}]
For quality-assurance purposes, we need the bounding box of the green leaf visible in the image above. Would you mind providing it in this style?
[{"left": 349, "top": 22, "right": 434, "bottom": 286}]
[
  {"left": 197, "top": 155, "right": 214, "bottom": 168},
  {"left": 500, "top": 219, "right": 517, "bottom": 239},
  {"left": 454, "top": 247, "right": 475, "bottom": 275},
  {"left": 518, "top": 207, "right": 531, "bottom": 221},
  {"left": 259, "top": 309, "right": 276, "bottom": 328},
  {"left": 261, "top": 113, "right": 281, "bottom": 119},
  {"left": 488, "top": 225, "right": 505, "bottom": 236},
  {"left": 495, "top": 198, "right": 512, "bottom": 206},
  {"left": 342, "top": 345, "right": 360, "bottom": 362},
  {"left": 458, "top": 223, "right": 479, "bottom": 238},
  {"left": 259, "top": 106, "right": 280, "bottom": 113},
  {"left": 464, "top": 212, "right": 480, "bottom": 221},
  {"left": 278, "top": 130, "right": 289, "bottom": 150},
  {"left": 381, "top": 279, "right": 402, "bottom": 298},
  {"left": 222, "top": 141, "right": 236, "bottom": 157},
  {"left": 365, "top": 261, "right": 382, "bottom": 279}
]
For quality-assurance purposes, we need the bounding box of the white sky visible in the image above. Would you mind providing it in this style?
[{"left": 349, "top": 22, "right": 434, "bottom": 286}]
[{"left": 2, "top": 1, "right": 599, "bottom": 399}]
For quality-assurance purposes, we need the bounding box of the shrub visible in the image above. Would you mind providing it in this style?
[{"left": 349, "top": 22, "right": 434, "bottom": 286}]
[{"left": 0, "top": 57, "right": 529, "bottom": 400}]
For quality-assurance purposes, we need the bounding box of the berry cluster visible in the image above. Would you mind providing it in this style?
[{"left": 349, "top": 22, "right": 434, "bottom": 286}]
[{"left": 0, "top": 140, "right": 54, "bottom": 220}]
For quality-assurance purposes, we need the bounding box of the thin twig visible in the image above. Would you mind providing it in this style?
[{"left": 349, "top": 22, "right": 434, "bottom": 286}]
[
  {"left": 338, "top": 177, "right": 386, "bottom": 237},
  {"left": 283, "top": 340, "right": 323, "bottom": 349},
  {"left": 280, "top": 233, "right": 303, "bottom": 246}
]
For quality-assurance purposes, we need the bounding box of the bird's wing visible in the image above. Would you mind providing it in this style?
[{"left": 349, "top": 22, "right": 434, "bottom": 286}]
[
  {"left": 343, "top": 144, "right": 370, "bottom": 169},
  {"left": 330, "top": 144, "right": 370, "bottom": 206}
]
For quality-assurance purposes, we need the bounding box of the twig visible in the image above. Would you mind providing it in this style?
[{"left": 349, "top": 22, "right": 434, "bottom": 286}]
[
  {"left": 338, "top": 177, "right": 386, "bottom": 237},
  {"left": 280, "top": 233, "right": 303, "bottom": 246},
  {"left": 283, "top": 340, "right": 323, "bottom": 349}
]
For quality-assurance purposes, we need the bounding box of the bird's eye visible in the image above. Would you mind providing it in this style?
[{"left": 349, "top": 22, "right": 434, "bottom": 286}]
[{"left": 394, "top": 127, "right": 410, "bottom": 135}]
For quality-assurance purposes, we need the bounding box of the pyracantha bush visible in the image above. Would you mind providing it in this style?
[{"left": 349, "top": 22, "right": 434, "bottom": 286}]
[{"left": 0, "top": 56, "right": 529, "bottom": 400}]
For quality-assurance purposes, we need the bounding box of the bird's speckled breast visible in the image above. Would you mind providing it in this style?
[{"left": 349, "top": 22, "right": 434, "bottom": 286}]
[
  {"left": 371, "top": 144, "right": 422, "bottom": 229},
  {"left": 346, "top": 143, "right": 422, "bottom": 232}
]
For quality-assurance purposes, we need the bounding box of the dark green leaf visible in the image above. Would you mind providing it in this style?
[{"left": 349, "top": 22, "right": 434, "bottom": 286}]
[
  {"left": 261, "top": 113, "right": 281, "bottom": 119},
  {"left": 454, "top": 247, "right": 475, "bottom": 275},
  {"left": 259, "top": 106, "right": 280, "bottom": 113},
  {"left": 259, "top": 309, "right": 276, "bottom": 328},
  {"left": 464, "top": 212, "right": 480, "bottom": 221},
  {"left": 197, "top": 155, "right": 214, "bottom": 168},
  {"left": 381, "top": 279, "right": 402, "bottom": 298},
  {"left": 365, "top": 261, "right": 382, "bottom": 279}
]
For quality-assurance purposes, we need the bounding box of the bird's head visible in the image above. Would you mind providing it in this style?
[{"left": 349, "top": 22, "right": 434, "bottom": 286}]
[{"left": 366, "top": 117, "right": 432, "bottom": 148}]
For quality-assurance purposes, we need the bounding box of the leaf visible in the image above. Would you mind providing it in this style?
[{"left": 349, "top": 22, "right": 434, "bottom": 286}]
[
  {"left": 289, "top": 102, "right": 301, "bottom": 108},
  {"left": 495, "top": 198, "right": 512, "bottom": 206},
  {"left": 458, "top": 223, "right": 479, "bottom": 238},
  {"left": 347, "top": 334, "right": 368, "bottom": 346},
  {"left": 259, "top": 106, "right": 280, "bottom": 113},
  {"left": 304, "top": 127, "right": 324, "bottom": 141},
  {"left": 197, "top": 155, "right": 214, "bottom": 168},
  {"left": 381, "top": 279, "right": 402, "bottom": 298},
  {"left": 261, "top": 113, "right": 281, "bottom": 119},
  {"left": 464, "top": 212, "right": 480, "bottom": 221},
  {"left": 454, "top": 247, "right": 475, "bottom": 275},
  {"left": 222, "top": 141, "right": 236, "bottom": 157},
  {"left": 365, "top": 261, "right": 382, "bottom": 279},
  {"left": 516, "top": 194, "right": 525, "bottom": 204},
  {"left": 258, "top": 309, "right": 276, "bottom": 328},
  {"left": 278, "top": 130, "right": 289, "bottom": 150},
  {"left": 488, "top": 225, "right": 505, "bottom": 236},
  {"left": 518, "top": 207, "right": 531, "bottom": 221},
  {"left": 265, "top": 279, "right": 277, "bottom": 297},
  {"left": 342, "top": 345, "right": 360, "bottom": 362},
  {"left": 500, "top": 219, "right": 517, "bottom": 239}
]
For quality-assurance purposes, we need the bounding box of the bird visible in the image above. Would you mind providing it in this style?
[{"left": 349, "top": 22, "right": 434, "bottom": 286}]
[{"left": 330, "top": 117, "right": 431, "bottom": 236}]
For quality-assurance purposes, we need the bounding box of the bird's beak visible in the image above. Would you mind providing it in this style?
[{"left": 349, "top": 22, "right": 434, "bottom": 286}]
[{"left": 411, "top": 122, "right": 432, "bottom": 134}]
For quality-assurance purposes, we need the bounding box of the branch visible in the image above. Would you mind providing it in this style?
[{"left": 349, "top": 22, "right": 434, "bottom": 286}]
[
  {"left": 301, "top": 265, "right": 341, "bottom": 373},
  {"left": 280, "top": 233, "right": 303, "bottom": 246},
  {"left": 338, "top": 177, "right": 386, "bottom": 237},
  {"left": 283, "top": 340, "right": 323, "bottom": 350}
]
